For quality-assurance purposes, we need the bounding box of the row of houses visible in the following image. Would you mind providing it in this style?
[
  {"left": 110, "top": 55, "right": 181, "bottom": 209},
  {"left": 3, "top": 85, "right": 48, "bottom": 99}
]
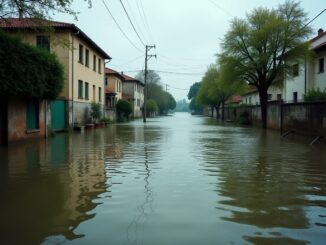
[
  {"left": 242, "top": 28, "right": 326, "bottom": 105},
  {"left": 0, "top": 18, "right": 144, "bottom": 145}
]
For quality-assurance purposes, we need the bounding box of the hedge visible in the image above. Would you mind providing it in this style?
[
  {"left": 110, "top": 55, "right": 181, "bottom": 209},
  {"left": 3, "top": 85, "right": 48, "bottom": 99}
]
[{"left": 0, "top": 30, "right": 64, "bottom": 99}]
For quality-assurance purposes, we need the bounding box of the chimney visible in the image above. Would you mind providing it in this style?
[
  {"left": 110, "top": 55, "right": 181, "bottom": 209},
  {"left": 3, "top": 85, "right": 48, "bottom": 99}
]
[{"left": 318, "top": 28, "right": 324, "bottom": 36}]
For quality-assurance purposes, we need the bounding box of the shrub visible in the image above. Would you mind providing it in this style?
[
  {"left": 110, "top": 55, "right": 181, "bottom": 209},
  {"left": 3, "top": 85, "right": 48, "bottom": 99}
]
[
  {"left": 91, "top": 102, "right": 102, "bottom": 121},
  {"left": 147, "top": 99, "right": 158, "bottom": 113},
  {"left": 239, "top": 110, "right": 251, "bottom": 125},
  {"left": 0, "top": 30, "right": 64, "bottom": 99},
  {"left": 304, "top": 88, "right": 326, "bottom": 102},
  {"left": 116, "top": 99, "right": 132, "bottom": 120}
]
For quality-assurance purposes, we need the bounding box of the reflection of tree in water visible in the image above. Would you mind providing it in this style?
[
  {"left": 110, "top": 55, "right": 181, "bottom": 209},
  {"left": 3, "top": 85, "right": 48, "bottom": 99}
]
[
  {"left": 198, "top": 130, "right": 319, "bottom": 243},
  {"left": 0, "top": 133, "right": 108, "bottom": 245}
]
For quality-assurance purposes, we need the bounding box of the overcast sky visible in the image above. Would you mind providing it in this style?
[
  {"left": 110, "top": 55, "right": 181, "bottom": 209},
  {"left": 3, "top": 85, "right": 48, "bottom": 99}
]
[{"left": 55, "top": 0, "right": 325, "bottom": 101}]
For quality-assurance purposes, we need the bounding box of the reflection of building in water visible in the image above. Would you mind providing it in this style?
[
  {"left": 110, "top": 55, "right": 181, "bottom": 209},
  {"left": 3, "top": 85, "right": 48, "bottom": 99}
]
[{"left": 0, "top": 132, "right": 107, "bottom": 245}]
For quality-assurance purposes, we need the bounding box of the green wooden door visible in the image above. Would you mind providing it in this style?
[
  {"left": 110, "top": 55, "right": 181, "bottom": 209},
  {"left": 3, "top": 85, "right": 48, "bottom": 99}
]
[{"left": 51, "top": 100, "right": 66, "bottom": 131}]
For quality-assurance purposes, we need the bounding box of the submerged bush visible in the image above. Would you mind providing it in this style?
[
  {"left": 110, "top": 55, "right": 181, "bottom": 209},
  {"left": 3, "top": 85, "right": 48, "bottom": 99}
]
[
  {"left": 239, "top": 110, "right": 251, "bottom": 125},
  {"left": 116, "top": 99, "right": 132, "bottom": 121}
]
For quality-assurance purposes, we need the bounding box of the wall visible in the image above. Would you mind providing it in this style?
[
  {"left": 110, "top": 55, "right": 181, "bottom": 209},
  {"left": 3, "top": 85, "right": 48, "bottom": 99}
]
[{"left": 7, "top": 97, "right": 47, "bottom": 144}]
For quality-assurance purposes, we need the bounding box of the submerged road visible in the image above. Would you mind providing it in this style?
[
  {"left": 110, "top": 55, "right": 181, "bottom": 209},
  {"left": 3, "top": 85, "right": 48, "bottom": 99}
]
[{"left": 0, "top": 112, "right": 325, "bottom": 245}]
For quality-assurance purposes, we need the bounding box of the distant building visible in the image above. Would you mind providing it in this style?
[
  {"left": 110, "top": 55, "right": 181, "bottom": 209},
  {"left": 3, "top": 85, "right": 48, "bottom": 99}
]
[
  {"left": 0, "top": 18, "right": 111, "bottom": 133},
  {"left": 242, "top": 84, "right": 283, "bottom": 105},
  {"left": 121, "top": 73, "right": 145, "bottom": 118}
]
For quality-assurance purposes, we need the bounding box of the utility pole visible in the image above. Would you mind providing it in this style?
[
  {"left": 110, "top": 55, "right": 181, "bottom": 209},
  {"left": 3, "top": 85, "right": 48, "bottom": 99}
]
[{"left": 143, "top": 45, "right": 156, "bottom": 123}]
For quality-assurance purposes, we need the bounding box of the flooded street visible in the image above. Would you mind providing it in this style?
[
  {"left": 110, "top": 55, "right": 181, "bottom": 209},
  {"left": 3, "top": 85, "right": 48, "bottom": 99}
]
[{"left": 0, "top": 113, "right": 326, "bottom": 245}]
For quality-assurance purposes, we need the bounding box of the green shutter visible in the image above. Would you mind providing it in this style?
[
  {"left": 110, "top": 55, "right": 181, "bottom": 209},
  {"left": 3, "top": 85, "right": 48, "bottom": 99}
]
[
  {"left": 26, "top": 100, "right": 39, "bottom": 130},
  {"left": 78, "top": 80, "right": 83, "bottom": 98},
  {"left": 85, "top": 82, "right": 89, "bottom": 100}
]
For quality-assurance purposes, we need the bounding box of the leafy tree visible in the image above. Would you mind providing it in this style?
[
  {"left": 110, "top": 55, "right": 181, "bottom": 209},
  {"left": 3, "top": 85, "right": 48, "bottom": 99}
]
[
  {"left": 116, "top": 99, "right": 132, "bottom": 121},
  {"left": 174, "top": 99, "right": 189, "bottom": 112},
  {"left": 188, "top": 82, "right": 203, "bottom": 114},
  {"left": 0, "top": 30, "right": 64, "bottom": 99},
  {"left": 196, "top": 65, "right": 220, "bottom": 118},
  {"left": 167, "top": 93, "right": 176, "bottom": 111},
  {"left": 188, "top": 82, "right": 201, "bottom": 100},
  {"left": 0, "top": 0, "right": 92, "bottom": 19},
  {"left": 219, "top": 0, "right": 311, "bottom": 128}
]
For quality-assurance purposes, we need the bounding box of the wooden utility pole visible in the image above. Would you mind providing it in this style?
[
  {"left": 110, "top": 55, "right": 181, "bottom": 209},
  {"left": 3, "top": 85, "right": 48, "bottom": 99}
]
[{"left": 143, "top": 45, "right": 156, "bottom": 123}]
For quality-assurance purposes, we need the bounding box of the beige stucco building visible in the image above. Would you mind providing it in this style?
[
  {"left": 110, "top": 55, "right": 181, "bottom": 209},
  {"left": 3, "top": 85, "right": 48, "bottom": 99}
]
[{"left": 0, "top": 18, "right": 111, "bottom": 132}]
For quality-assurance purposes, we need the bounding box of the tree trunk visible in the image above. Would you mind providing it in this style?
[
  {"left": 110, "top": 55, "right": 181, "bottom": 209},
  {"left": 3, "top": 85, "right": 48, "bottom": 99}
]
[
  {"left": 215, "top": 105, "right": 220, "bottom": 119},
  {"left": 221, "top": 101, "right": 225, "bottom": 121},
  {"left": 259, "top": 88, "right": 268, "bottom": 129},
  {"left": 211, "top": 105, "right": 214, "bottom": 117}
]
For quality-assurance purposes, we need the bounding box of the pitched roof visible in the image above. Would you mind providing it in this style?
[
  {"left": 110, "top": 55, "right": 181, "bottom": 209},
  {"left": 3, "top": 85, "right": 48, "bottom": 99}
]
[
  {"left": 0, "top": 18, "right": 111, "bottom": 59},
  {"left": 105, "top": 67, "right": 124, "bottom": 79},
  {"left": 121, "top": 73, "right": 144, "bottom": 86}
]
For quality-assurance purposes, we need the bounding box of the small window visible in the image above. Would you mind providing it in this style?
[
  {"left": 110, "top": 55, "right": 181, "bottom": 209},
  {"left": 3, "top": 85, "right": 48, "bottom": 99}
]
[
  {"left": 268, "top": 94, "right": 272, "bottom": 101},
  {"left": 249, "top": 97, "right": 252, "bottom": 104},
  {"left": 105, "top": 78, "right": 108, "bottom": 86},
  {"left": 78, "top": 80, "right": 83, "bottom": 99},
  {"left": 319, "top": 58, "right": 324, "bottom": 73},
  {"left": 93, "top": 55, "right": 97, "bottom": 71},
  {"left": 93, "top": 85, "right": 96, "bottom": 101},
  {"left": 277, "top": 94, "right": 282, "bottom": 100},
  {"left": 98, "top": 58, "right": 101, "bottom": 74},
  {"left": 26, "top": 100, "right": 39, "bottom": 130},
  {"left": 79, "top": 44, "right": 84, "bottom": 64},
  {"left": 85, "top": 82, "right": 89, "bottom": 100},
  {"left": 36, "top": 36, "right": 50, "bottom": 51},
  {"left": 99, "top": 87, "right": 102, "bottom": 102},
  {"left": 293, "top": 92, "right": 298, "bottom": 103},
  {"left": 292, "top": 64, "right": 299, "bottom": 77},
  {"left": 85, "top": 49, "right": 89, "bottom": 67}
]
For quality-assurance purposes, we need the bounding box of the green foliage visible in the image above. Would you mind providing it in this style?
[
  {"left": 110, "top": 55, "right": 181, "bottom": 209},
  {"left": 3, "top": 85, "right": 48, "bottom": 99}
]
[
  {"left": 147, "top": 99, "right": 159, "bottom": 113},
  {"left": 136, "top": 70, "right": 177, "bottom": 115},
  {"left": 0, "top": 30, "right": 64, "bottom": 99},
  {"left": 91, "top": 102, "right": 102, "bottom": 120},
  {"left": 100, "top": 117, "right": 113, "bottom": 124},
  {"left": 304, "top": 88, "right": 326, "bottom": 102},
  {"left": 188, "top": 82, "right": 201, "bottom": 100},
  {"left": 174, "top": 99, "right": 190, "bottom": 112},
  {"left": 218, "top": 1, "right": 311, "bottom": 127},
  {"left": 116, "top": 99, "right": 132, "bottom": 120},
  {"left": 0, "top": 0, "right": 92, "bottom": 19}
]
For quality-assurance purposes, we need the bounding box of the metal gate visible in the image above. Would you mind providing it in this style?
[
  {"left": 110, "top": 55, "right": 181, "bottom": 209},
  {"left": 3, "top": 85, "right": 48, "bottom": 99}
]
[{"left": 51, "top": 100, "right": 66, "bottom": 131}]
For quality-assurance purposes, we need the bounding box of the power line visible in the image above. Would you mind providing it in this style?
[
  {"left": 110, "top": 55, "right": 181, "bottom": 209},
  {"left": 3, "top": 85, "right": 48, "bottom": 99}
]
[
  {"left": 207, "top": 0, "right": 233, "bottom": 18},
  {"left": 101, "top": 0, "right": 142, "bottom": 52},
  {"left": 303, "top": 8, "right": 326, "bottom": 30},
  {"left": 119, "top": 0, "right": 146, "bottom": 47},
  {"left": 123, "top": 69, "right": 203, "bottom": 76},
  {"left": 137, "top": 0, "right": 155, "bottom": 43}
]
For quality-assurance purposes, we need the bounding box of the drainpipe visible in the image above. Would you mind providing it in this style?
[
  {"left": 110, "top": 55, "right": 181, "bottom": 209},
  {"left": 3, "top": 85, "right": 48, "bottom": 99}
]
[{"left": 71, "top": 32, "right": 78, "bottom": 128}]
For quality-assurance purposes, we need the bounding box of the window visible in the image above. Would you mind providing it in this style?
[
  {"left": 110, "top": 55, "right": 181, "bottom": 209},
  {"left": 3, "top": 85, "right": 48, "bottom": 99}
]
[
  {"left": 293, "top": 92, "right": 298, "bottom": 103},
  {"left": 99, "top": 87, "right": 102, "bottom": 102},
  {"left": 93, "top": 55, "right": 97, "bottom": 71},
  {"left": 319, "top": 58, "right": 324, "bottom": 73},
  {"left": 85, "top": 49, "right": 89, "bottom": 67},
  {"left": 98, "top": 58, "right": 101, "bottom": 74},
  {"left": 268, "top": 94, "right": 272, "bottom": 100},
  {"left": 249, "top": 97, "right": 252, "bottom": 104},
  {"left": 277, "top": 94, "right": 282, "bottom": 101},
  {"left": 85, "top": 82, "right": 89, "bottom": 100},
  {"left": 292, "top": 64, "right": 299, "bottom": 77},
  {"left": 26, "top": 100, "right": 39, "bottom": 130},
  {"left": 78, "top": 80, "right": 83, "bottom": 99},
  {"left": 93, "top": 85, "right": 96, "bottom": 101},
  {"left": 79, "top": 44, "right": 84, "bottom": 64},
  {"left": 105, "top": 78, "right": 108, "bottom": 86},
  {"left": 36, "top": 36, "right": 50, "bottom": 51}
]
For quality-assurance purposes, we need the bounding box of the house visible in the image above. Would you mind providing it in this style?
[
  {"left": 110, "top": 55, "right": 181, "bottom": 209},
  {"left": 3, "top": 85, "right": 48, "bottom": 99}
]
[
  {"left": 0, "top": 18, "right": 111, "bottom": 132},
  {"left": 284, "top": 29, "right": 326, "bottom": 102},
  {"left": 121, "top": 73, "right": 145, "bottom": 118},
  {"left": 242, "top": 85, "right": 283, "bottom": 105},
  {"left": 104, "top": 68, "right": 124, "bottom": 119}
]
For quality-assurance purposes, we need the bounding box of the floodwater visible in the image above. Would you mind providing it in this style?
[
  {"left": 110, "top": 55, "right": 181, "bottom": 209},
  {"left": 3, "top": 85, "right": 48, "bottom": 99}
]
[{"left": 0, "top": 113, "right": 326, "bottom": 245}]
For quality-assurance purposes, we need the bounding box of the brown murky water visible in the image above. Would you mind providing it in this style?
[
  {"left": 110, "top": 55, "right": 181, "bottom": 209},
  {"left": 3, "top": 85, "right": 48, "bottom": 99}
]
[{"left": 0, "top": 113, "right": 325, "bottom": 245}]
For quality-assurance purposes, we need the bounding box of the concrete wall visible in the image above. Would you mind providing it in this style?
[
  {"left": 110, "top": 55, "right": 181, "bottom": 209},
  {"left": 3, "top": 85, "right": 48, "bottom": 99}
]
[
  {"left": 73, "top": 101, "right": 105, "bottom": 125},
  {"left": 7, "top": 97, "right": 47, "bottom": 144}
]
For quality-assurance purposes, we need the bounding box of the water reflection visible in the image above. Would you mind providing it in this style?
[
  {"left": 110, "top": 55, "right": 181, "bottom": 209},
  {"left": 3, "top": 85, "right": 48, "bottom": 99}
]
[
  {"left": 197, "top": 121, "right": 326, "bottom": 244},
  {"left": 0, "top": 132, "right": 107, "bottom": 245}
]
